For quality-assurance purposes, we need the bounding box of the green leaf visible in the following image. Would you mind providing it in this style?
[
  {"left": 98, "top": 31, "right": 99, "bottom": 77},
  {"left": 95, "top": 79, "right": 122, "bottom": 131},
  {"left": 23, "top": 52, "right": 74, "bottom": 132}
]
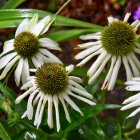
[
  {"left": 63, "top": 104, "right": 121, "bottom": 133},
  {"left": 102, "top": 118, "right": 121, "bottom": 140},
  {"left": 47, "top": 29, "right": 99, "bottom": 42},
  {"left": 0, "top": 122, "right": 11, "bottom": 140},
  {"left": 2, "top": 0, "right": 26, "bottom": 9},
  {"left": 0, "top": 9, "right": 103, "bottom": 30},
  {"left": 0, "top": 82, "right": 17, "bottom": 102},
  {"left": 0, "top": 95, "right": 12, "bottom": 113}
]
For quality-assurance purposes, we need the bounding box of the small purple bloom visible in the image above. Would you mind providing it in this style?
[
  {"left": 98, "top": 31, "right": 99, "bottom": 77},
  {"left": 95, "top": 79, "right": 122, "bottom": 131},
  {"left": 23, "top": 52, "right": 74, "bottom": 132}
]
[{"left": 133, "top": 6, "right": 140, "bottom": 20}]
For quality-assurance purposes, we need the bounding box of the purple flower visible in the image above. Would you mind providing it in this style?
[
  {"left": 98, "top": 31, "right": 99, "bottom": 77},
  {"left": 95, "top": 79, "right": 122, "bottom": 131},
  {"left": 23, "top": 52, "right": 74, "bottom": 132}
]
[{"left": 133, "top": 6, "right": 140, "bottom": 20}]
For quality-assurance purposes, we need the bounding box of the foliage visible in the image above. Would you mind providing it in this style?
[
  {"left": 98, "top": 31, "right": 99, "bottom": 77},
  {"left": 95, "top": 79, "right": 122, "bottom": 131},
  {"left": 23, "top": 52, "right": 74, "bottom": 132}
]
[{"left": 0, "top": 0, "right": 139, "bottom": 140}]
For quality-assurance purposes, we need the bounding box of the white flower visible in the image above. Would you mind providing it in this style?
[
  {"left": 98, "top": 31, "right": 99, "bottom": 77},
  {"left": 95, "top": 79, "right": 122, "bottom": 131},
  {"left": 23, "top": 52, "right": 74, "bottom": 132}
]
[
  {"left": 15, "top": 63, "right": 95, "bottom": 132},
  {"left": 0, "top": 14, "right": 62, "bottom": 86},
  {"left": 75, "top": 13, "right": 140, "bottom": 90},
  {"left": 121, "top": 77, "right": 140, "bottom": 129}
]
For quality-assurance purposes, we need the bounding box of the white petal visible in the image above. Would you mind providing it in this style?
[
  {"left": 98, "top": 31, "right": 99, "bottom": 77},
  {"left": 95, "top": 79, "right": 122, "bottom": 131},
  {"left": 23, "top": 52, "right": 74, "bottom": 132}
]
[
  {"left": 127, "top": 55, "right": 139, "bottom": 77},
  {"left": 68, "top": 91, "right": 95, "bottom": 105},
  {"left": 40, "top": 17, "right": 55, "bottom": 35},
  {"left": 21, "top": 58, "right": 30, "bottom": 84},
  {"left": 33, "top": 92, "right": 42, "bottom": 106},
  {"left": 26, "top": 14, "right": 38, "bottom": 32},
  {"left": 121, "top": 98, "right": 140, "bottom": 110},
  {"left": 53, "top": 96, "right": 60, "bottom": 132},
  {"left": 0, "top": 52, "right": 17, "bottom": 70},
  {"left": 47, "top": 95, "right": 53, "bottom": 129},
  {"left": 37, "top": 96, "right": 47, "bottom": 128},
  {"left": 76, "top": 48, "right": 103, "bottom": 67},
  {"left": 122, "top": 56, "right": 133, "bottom": 81},
  {"left": 26, "top": 89, "right": 39, "bottom": 120},
  {"left": 75, "top": 45, "right": 101, "bottom": 60},
  {"left": 134, "top": 21, "right": 140, "bottom": 31},
  {"left": 21, "top": 80, "right": 34, "bottom": 90},
  {"left": 102, "top": 56, "right": 117, "bottom": 89},
  {"left": 126, "top": 85, "right": 140, "bottom": 91},
  {"left": 87, "top": 51, "right": 107, "bottom": 77},
  {"left": 35, "top": 53, "right": 44, "bottom": 65},
  {"left": 21, "top": 111, "right": 27, "bottom": 119},
  {"left": 131, "top": 77, "right": 140, "bottom": 81},
  {"left": 136, "top": 119, "right": 140, "bottom": 129},
  {"left": 127, "top": 107, "right": 140, "bottom": 118},
  {"left": 134, "top": 48, "right": 140, "bottom": 55},
  {"left": 69, "top": 86, "right": 93, "bottom": 99},
  {"left": 125, "top": 80, "right": 140, "bottom": 85},
  {"left": 32, "top": 56, "right": 42, "bottom": 68},
  {"left": 0, "top": 40, "right": 14, "bottom": 57},
  {"left": 107, "top": 16, "right": 114, "bottom": 24},
  {"left": 123, "top": 13, "right": 131, "bottom": 22},
  {"left": 58, "top": 95, "right": 71, "bottom": 123},
  {"left": 14, "top": 58, "right": 24, "bottom": 86},
  {"left": 69, "top": 76, "right": 82, "bottom": 83},
  {"left": 108, "top": 56, "right": 121, "bottom": 91},
  {"left": 63, "top": 94, "right": 83, "bottom": 116},
  {"left": 0, "top": 55, "right": 20, "bottom": 80},
  {"left": 130, "top": 53, "right": 140, "bottom": 70},
  {"left": 39, "top": 48, "right": 62, "bottom": 64},
  {"left": 32, "top": 16, "right": 51, "bottom": 36},
  {"left": 39, "top": 38, "right": 61, "bottom": 51},
  {"left": 36, "top": 52, "right": 52, "bottom": 63},
  {"left": 88, "top": 54, "right": 111, "bottom": 84},
  {"left": 15, "top": 86, "right": 36, "bottom": 104},
  {"left": 77, "top": 41, "right": 101, "bottom": 49},
  {"left": 122, "top": 93, "right": 140, "bottom": 104},
  {"left": 30, "top": 69, "right": 37, "bottom": 72},
  {"left": 69, "top": 80, "right": 86, "bottom": 91},
  {"left": 65, "top": 65, "right": 74, "bottom": 74},
  {"left": 34, "top": 93, "right": 44, "bottom": 126},
  {"left": 80, "top": 32, "right": 101, "bottom": 40},
  {"left": 15, "top": 18, "right": 29, "bottom": 37},
  {"left": 131, "top": 20, "right": 139, "bottom": 27}
]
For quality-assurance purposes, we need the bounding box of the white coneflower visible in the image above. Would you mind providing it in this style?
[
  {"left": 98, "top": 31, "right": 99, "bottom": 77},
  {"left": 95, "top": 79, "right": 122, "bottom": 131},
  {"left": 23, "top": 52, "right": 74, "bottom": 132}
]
[
  {"left": 121, "top": 77, "right": 140, "bottom": 129},
  {"left": 75, "top": 13, "right": 140, "bottom": 90},
  {"left": 15, "top": 63, "right": 95, "bottom": 132},
  {"left": 0, "top": 14, "right": 62, "bottom": 86}
]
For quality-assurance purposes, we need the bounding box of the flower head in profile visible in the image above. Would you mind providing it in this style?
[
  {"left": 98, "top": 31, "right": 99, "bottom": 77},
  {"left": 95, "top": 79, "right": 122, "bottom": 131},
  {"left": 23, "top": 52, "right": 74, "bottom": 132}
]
[
  {"left": 75, "top": 13, "right": 140, "bottom": 90},
  {"left": 15, "top": 63, "right": 95, "bottom": 132},
  {"left": 0, "top": 14, "right": 62, "bottom": 86},
  {"left": 121, "top": 77, "right": 140, "bottom": 129}
]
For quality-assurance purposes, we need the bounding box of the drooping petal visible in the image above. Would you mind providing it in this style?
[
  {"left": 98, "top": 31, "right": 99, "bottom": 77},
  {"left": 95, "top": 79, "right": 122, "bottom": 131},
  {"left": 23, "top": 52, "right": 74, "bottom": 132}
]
[
  {"left": 0, "top": 55, "right": 20, "bottom": 80},
  {"left": 107, "top": 56, "right": 121, "bottom": 91},
  {"left": 59, "top": 95, "right": 71, "bottom": 123},
  {"left": 15, "top": 18, "right": 29, "bottom": 37},
  {"left": 21, "top": 58, "right": 30, "bottom": 84},
  {"left": 53, "top": 96, "right": 60, "bottom": 132},
  {"left": 14, "top": 58, "right": 24, "bottom": 86},
  {"left": 39, "top": 38, "right": 61, "bottom": 51},
  {"left": 47, "top": 95, "right": 53, "bottom": 129},
  {"left": 0, "top": 52, "right": 17, "bottom": 70},
  {"left": 63, "top": 94, "right": 83, "bottom": 116}
]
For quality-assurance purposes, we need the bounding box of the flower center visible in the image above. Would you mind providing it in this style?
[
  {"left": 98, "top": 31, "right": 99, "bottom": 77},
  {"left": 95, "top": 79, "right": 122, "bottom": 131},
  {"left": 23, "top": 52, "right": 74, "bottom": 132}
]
[
  {"left": 35, "top": 63, "right": 68, "bottom": 95},
  {"left": 14, "top": 32, "right": 39, "bottom": 57},
  {"left": 101, "top": 21, "right": 135, "bottom": 56}
]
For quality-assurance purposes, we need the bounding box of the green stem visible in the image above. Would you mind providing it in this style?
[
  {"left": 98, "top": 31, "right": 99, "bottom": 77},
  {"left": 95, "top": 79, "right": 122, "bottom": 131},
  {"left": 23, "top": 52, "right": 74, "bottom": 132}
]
[
  {"left": 54, "top": 0, "right": 71, "bottom": 17},
  {"left": 124, "top": 129, "right": 138, "bottom": 140}
]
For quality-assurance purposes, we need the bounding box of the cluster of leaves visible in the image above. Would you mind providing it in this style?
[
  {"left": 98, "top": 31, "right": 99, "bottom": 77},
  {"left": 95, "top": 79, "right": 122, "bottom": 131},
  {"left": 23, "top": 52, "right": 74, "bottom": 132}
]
[{"left": 0, "top": 0, "right": 140, "bottom": 140}]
